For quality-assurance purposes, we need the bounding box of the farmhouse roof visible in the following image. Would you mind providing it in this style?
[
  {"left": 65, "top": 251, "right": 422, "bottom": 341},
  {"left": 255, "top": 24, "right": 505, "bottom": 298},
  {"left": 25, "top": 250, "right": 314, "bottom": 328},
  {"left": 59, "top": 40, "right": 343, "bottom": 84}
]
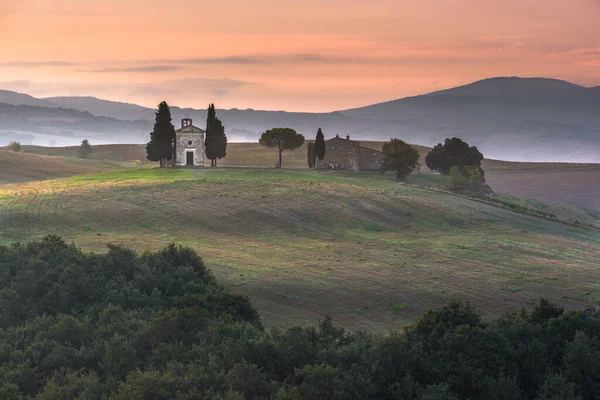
[{"left": 326, "top": 136, "right": 384, "bottom": 154}]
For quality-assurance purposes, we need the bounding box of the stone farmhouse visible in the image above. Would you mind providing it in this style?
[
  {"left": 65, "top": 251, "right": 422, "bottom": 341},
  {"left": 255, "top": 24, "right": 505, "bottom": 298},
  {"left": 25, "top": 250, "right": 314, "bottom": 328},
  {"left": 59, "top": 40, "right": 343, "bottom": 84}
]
[
  {"left": 319, "top": 134, "right": 383, "bottom": 171},
  {"left": 173, "top": 118, "right": 205, "bottom": 167}
]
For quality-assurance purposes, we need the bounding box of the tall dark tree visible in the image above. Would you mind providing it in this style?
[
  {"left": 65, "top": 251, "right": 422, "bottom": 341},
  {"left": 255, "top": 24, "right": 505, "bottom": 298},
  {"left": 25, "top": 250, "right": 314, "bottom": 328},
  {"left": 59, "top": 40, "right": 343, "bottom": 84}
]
[
  {"left": 205, "top": 104, "right": 228, "bottom": 167},
  {"left": 314, "top": 128, "right": 326, "bottom": 168},
  {"left": 146, "top": 101, "right": 176, "bottom": 167},
  {"left": 259, "top": 127, "right": 305, "bottom": 168},
  {"left": 425, "top": 137, "right": 484, "bottom": 176},
  {"left": 77, "top": 139, "right": 93, "bottom": 159},
  {"left": 307, "top": 142, "right": 316, "bottom": 168},
  {"left": 380, "top": 138, "right": 420, "bottom": 179}
]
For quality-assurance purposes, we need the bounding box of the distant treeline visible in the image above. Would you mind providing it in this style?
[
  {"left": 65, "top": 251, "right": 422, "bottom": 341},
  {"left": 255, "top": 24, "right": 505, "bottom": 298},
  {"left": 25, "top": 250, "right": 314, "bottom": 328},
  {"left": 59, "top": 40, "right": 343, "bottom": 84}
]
[{"left": 0, "top": 237, "right": 598, "bottom": 399}]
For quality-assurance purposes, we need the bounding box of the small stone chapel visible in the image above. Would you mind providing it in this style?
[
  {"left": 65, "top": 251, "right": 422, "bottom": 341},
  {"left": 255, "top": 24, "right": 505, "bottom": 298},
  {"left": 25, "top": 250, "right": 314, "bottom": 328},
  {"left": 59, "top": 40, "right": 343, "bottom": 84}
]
[{"left": 174, "top": 117, "right": 205, "bottom": 167}]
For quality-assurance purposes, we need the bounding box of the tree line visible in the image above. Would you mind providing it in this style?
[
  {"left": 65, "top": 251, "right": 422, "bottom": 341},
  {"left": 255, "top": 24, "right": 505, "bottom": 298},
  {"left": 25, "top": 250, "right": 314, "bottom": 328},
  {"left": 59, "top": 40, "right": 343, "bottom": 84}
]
[
  {"left": 0, "top": 237, "right": 598, "bottom": 399},
  {"left": 5, "top": 139, "right": 92, "bottom": 159}
]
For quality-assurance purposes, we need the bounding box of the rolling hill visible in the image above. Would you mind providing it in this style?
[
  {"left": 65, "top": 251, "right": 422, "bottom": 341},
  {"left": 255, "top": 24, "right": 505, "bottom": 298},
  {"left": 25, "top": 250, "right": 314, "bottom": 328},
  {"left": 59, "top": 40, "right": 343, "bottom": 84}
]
[
  {"left": 0, "top": 166, "right": 598, "bottom": 331},
  {"left": 0, "top": 150, "right": 119, "bottom": 184},
  {"left": 1, "top": 77, "right": 599, "bottom": 162}
]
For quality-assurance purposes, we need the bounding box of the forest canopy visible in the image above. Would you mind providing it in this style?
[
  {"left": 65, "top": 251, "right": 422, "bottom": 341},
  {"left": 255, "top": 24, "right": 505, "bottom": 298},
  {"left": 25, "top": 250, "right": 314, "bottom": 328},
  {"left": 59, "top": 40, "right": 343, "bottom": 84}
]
[{"left": 0, "top": 237, "right": 599, "bottom": 399}]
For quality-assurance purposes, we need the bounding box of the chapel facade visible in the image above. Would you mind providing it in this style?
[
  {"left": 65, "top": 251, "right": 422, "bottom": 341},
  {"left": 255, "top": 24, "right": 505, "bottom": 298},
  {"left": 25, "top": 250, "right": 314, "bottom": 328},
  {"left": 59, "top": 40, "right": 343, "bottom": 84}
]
[{"left": 174, "top": 118, "right": 205, "bottom": 167}]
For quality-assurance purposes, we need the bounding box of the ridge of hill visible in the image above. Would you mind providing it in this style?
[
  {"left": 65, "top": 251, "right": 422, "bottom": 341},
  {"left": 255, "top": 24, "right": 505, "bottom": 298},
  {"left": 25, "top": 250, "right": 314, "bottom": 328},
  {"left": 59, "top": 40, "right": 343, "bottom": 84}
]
[{"left": 2, "top": 77, "right": 599, "bottom": 162}]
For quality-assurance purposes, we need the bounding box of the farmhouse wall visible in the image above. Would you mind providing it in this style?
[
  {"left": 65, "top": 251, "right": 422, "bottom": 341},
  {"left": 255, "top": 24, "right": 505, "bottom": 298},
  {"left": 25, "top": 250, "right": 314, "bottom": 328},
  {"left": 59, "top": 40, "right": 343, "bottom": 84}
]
[
  {"left": 358, "top": 146, "right": 383, "bottom": 170},
  {"left": 320, "top": 137, "right": 383, "bottom": 171}
]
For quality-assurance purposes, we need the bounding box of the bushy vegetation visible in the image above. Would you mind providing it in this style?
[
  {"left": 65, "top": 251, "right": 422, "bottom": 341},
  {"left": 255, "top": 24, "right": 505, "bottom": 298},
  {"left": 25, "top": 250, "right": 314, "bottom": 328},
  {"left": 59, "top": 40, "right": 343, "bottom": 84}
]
[
  {"left": 426, "top": 137, "right": 484, "bottom": 178},
  {"left": 1, "top": 237, "right": 599, "bottom": 399},
  {"left": 380, "top": 138, "right": 420, "bottom": 179},
  {"left": 491, "top": 197, "right": 558, "bottom": 218},
  {"left": 8, "top": 141, "right": 22, "bottom": 152},
  {"left": 446, "top": 165, "right": 486, "bottom": 191}
]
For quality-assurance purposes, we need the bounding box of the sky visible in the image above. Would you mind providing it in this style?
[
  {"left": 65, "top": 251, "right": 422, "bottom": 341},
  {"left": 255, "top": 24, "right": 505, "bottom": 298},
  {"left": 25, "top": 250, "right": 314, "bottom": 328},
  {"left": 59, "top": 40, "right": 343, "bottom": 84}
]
[{"left": 1, "top": 0, "right": 599, "bottom": 112}]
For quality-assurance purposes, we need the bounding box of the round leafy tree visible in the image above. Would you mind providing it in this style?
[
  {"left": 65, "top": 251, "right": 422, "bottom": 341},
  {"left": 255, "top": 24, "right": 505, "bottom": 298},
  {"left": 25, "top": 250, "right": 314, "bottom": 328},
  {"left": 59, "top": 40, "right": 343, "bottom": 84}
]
[
  {"left": 425, "top": 137, "right": 484, "bottom": 175},
  {"left": 259, "top": 127, "right": 305, "bottom": 168},
  {"left": 380, "top": 138, "right": 420, "bottom": 179}
]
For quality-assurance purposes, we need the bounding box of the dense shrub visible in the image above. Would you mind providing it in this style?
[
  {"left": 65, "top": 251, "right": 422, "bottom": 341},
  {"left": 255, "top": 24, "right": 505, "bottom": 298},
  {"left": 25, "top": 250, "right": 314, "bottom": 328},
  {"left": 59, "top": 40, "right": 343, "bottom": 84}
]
[
  {"left": 8, "top": 141, "right": 22, "bottom": 152},
  {"left": 0, "top": 237, "right": 599, "bottom": 398},
  {"left": 425, "top": 137, "right": 484, "bottom": 176}
]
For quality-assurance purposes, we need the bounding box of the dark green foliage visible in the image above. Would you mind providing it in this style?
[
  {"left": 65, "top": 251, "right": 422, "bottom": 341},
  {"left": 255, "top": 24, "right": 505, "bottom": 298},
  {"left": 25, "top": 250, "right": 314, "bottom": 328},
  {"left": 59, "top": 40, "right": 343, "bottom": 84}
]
[
  {"left": 8, "top": 141, "right": 21, "bottom": 152},
  {"left": 314, "top": 128, "right": 326, "bottom": 161},
  {"left": 146, "top": 101, "right": 176, "bottom": 167},
  {"left": 259, "top": 127, "right": 305, "bottom": 168},
  {"left": 205, "top": 104, "right": 228, "bottom": 167},
  {"left": 380, "top": 138, "right": 420, "bottom": 179},
  {"left": 490, "top": 198, "right": 558, "bottom": 218},
  {"left": 77, "top": 139, "right": 93, "bottom": 159},
  {"left": 307, "top": 142, "right": 316, "bottom": 168},
  {"left": 426, "top": 137, "right": 484, "bottom": 176},
  {"left": 1, "top": 241, "right": 599, "bottom": 399}
]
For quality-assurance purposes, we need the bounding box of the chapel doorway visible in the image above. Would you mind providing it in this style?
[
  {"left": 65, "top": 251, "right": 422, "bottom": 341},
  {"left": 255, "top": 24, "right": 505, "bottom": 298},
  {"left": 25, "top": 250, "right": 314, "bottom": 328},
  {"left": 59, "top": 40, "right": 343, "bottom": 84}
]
[{"left": 186, "top": 151, "right": 194, "bottom": 166}]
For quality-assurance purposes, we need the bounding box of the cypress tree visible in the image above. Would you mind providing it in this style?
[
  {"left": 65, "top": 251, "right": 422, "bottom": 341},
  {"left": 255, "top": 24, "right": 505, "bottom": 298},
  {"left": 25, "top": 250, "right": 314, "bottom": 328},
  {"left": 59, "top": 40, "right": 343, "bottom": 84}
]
[
  {"left": 205, "top": 104, "right": 228, "bottom": 167},
  {"left": 205, "top": 104, "right": 217, "bottom": 167},
  {"left": 307, "top": 142, "right": 316, "bottom": 168},
  {"left": 146, "top": 101, "right": 175, "bottom": 167},
  {"left": 77, "top": 139, "right": 93, "bottom": 159},
  {"left": 314, "top": 128, "right": 326, "bottom": 168}
]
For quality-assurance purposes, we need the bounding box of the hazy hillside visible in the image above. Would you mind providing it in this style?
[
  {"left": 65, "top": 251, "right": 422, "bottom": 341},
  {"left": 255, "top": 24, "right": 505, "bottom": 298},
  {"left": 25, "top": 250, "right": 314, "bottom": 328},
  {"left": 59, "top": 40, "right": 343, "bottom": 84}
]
[
  {"left": 0, "top": 103, "right": 149, "bottom": 146},
  {"left": 45, "top": 96, "right": 155, "bottom": 121},
  {"left": 1, "top": 77, "right": 599, "bottom": 161},
  {"left": 341, "top": 78, "right": 600, "bottom": 162},
  {"left": 0, "top": 90, "right": 56, "bottom": 107}
]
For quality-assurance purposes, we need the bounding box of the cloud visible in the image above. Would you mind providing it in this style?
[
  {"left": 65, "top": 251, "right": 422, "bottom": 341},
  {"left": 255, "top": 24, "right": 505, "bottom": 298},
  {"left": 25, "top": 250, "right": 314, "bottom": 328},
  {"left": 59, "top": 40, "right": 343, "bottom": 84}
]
[
  {"left": 3, "top": 4, "right": 125, "bottom": 17},
  {"left": 152, "top": 52, "right": 489, "bottom": 67},
  {"left": 129, "top": 78, "right": 257, "bottom": 99},
  {"left": 82, "top": 65, "right": 186, "bottom": 73},
  {"left": 174, "top": 56, "right": 266, "bottom": 65},
  {"left": 0, "top": 77, "right": 258, "bottom": 106},
  {"left": 0, "top": 61, "right": 77, "bottom": 68}
]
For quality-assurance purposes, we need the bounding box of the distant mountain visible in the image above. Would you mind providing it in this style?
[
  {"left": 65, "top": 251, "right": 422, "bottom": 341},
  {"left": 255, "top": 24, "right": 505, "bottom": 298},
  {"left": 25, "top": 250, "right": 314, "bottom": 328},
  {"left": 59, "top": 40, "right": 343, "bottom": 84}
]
[
  {"left": 44, "top": 96, "right": 154, "bottom": 121},
  {"left": 339, "top": 77, "right": 600, "bottom": 162},
  {"left": 0, "top": 90, "right": 56, "bottom": 107},
  {"left": 1, "top": 77, "right": 599, "bottom": 162}
]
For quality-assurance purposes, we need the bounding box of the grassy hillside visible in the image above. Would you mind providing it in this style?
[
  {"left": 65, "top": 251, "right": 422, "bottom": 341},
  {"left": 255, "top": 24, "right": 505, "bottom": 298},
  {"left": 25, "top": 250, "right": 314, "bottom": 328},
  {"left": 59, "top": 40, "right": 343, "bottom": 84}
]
[
  {"left": 0, "top": 150, "right": 122, "bottom": 184},
  {"left": 0, "top": 168, "right": 598, "bottom": 331},
  {"left": 18, "top": 143, "right": 600, "bottom": 211}
]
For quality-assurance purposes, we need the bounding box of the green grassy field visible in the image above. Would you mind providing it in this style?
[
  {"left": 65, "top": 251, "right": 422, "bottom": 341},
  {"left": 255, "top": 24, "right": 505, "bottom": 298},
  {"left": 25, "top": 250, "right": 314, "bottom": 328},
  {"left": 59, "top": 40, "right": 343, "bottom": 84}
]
[{"left": 1, "top": 167, "right": 598, "bottom": 332}]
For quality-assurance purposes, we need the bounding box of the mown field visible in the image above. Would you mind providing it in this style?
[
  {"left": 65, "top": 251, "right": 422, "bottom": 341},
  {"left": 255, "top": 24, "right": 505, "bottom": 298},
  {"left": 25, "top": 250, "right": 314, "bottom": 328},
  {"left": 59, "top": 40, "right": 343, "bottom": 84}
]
[
  {"left": 20, "top": 142, "right": 431, "bottom": 169},
  {"left": 1, "top": 166, "right": 598, "bottom": 332},
  {"left": 0, "top": 150, "right": 122, "bottom": 185},
  {"left": 485, "top": 165, "right": 600, "bottom": 212},
  {"left": 17, "top": 142, "right": 600, "bottom": 212}
]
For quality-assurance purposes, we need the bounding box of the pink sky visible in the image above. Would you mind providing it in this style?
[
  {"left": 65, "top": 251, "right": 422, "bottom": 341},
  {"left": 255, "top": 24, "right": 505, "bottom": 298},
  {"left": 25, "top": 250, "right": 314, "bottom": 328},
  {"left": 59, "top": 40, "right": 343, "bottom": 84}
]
[{"left": 1, "top": 0, "right": 599, "bottom": 112}]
